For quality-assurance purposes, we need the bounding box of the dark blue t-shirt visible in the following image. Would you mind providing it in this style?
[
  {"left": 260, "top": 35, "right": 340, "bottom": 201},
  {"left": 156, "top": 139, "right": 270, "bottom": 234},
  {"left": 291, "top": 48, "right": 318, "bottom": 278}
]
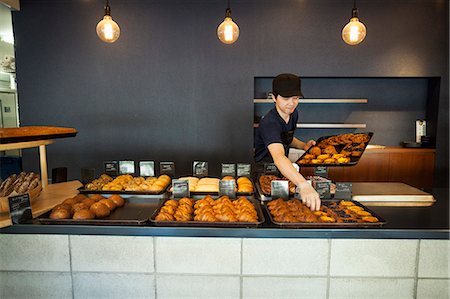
[{"left": 254, "top": 107, "right": 299, "bottom": 162}]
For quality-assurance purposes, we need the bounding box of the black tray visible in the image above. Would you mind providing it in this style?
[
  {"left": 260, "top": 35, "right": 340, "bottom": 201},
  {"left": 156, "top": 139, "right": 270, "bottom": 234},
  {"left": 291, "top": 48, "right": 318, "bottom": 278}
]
[
  {"left": 150, "top": 196, "right": 264, "bottom": 228},
  {"left": 37, "top": 197, "right": 161, "bottom": 226},
  {"left": 264, "top": 198, "right": 386, "bottom": 228},
  {"left": 296, "top": 132, "right": 374, "bottom": 167}
]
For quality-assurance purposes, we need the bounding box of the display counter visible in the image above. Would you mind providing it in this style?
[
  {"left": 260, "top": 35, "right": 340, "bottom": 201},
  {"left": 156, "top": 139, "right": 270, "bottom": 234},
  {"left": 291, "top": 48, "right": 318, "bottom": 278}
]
[{"left": 1, "top": 188, "right": 448, "bottom": 239}]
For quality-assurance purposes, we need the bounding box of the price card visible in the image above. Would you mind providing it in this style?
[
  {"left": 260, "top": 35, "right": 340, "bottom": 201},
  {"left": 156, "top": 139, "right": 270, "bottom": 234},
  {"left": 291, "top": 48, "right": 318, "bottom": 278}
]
[
  {"left": 264, "top": 163, "right": 279, "bottom": 175},
  {"left": 335, "top": 182, "right": 353, "bottom": 200},
  {"left": 314, "top": 166, "right": 328, "bottom": 177},
  {"left": 237, "top": 163, "right": 251, "bottom": 177},
  {"left": 139, "top": 161, "right": 155, "bottom": 177},
  {"left": 219, "top": 179, "right": 236, "bottom": 198},
  {"left": 221, "top": 163, "right": 236, "bottom": 178},
  {"left": 104, "top": 161, "right": 118, "bottom": 176},
  {"left": 271, "top": 180, "right": 289, "bottom": 199},
  {"left": 119, "top": 160, "right": 135, "bottom": 175},
  {"left": 172, "top": 179, "right": 190, "bottom": 198},
  {"left": 8, "top": 193, "right": 33, "bottom": 224},
  {"left": 315, "top": 181, "right": 331, "bottom": 199},
  {"left": 193, "top": 161, "right": 208, "bottom": 177},
  {"left": 160, "top": 161, "right": 175, "bottom": 177}
]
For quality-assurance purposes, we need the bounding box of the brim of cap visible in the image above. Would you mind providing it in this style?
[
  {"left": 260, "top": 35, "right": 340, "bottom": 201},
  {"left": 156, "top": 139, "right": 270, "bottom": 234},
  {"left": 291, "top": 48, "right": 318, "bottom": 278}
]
[{"left": 277, "top": 90, "right": 304, "bottom": 98}]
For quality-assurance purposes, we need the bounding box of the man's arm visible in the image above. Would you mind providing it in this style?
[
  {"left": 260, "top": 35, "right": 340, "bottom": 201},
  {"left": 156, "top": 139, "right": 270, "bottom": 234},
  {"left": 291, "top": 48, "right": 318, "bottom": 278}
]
[
  {"left": 290, "top": 137, "right": 315, "bottom": 151},
  {"left": 267, "top": 143, "right": 321, "bottom": 211}
]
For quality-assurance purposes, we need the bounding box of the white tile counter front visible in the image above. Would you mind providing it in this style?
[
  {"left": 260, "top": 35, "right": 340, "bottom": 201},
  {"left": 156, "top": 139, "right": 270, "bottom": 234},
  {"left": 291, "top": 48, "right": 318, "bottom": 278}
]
[{"left": 0, "top": 235, "right": 448, "bottom": 299}]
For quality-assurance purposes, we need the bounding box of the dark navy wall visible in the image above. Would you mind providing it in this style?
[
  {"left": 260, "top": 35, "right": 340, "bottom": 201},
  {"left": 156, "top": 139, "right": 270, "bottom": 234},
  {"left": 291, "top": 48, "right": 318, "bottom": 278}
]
[{"left": 12, "top": 0, "right": 448, "bottom": 186}]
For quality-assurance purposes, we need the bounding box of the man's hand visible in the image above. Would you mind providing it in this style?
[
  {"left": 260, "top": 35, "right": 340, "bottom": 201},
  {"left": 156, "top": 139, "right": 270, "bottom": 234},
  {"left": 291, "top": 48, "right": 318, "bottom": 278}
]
[
  {"left": 303, "top": 140, "right": 316, "bottom": 151},
  {"left": 296, "top": 181, "right": 321, "bottom": 211}
]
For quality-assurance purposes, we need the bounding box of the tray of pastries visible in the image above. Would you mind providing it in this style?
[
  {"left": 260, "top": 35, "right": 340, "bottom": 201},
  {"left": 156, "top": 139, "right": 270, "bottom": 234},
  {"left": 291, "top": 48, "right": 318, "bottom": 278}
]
[
  {"left": 296, "top": 132, "right": 373, "bottom": 167},
  {"left": 151, "top": 195, "right": 264, "bottom": 227},
  {"left": 257, "top": 175, "right": 296, "bottom": 197},
  {"left": 79, "top": 174, "right": 171, "bottom": 195},
  {"left": 169, "top": 176, "right": 254, "bottom": 195},
  {"left": 0, "top": 172, "right": 41, "bottom": 213},
  {"left": 37, "top": 194, "right": 159, "bottom": 225},
  {"left": 265, "top": 198, "right": 385, "bottom": 228}
]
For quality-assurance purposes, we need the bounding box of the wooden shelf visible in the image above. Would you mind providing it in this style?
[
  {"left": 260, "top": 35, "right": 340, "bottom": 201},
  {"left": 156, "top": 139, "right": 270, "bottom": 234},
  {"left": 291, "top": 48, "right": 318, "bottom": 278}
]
[
  {"left": 254, "top": 98, "right": 368, "bottom": 103},
  {"left": 254, "top": 123, "right": 367, "bottom": 129}
]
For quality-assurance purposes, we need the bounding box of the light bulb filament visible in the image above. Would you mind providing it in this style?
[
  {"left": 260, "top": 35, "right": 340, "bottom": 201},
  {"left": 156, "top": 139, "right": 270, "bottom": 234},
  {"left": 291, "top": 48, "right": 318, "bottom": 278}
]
[{"left": 224, "top": 24, "right": 234, "bottom": 41}]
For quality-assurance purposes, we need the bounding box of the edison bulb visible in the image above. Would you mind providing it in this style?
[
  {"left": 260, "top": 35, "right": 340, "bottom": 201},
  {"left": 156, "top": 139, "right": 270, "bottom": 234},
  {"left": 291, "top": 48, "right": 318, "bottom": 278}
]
[
  {"left": 342, "top": 17, "right": 366, "bottom": 45},
  {"left": 96, "top": 15, "right": 120, "bottom": 43},
  {"left": 217, "top": 17, "right": 239, "bottom": 44}
]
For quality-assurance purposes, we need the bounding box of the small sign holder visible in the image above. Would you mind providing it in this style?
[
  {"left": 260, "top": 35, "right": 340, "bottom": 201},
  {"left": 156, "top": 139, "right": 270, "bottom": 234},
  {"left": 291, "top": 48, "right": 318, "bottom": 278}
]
[
  {"left": 193, "top": 161, "right": 208, "bottom": 177},
  {"left": 237, "top": 163, "right": 251, "bottom": 177},
  {"left": 139, "top": 161, "right": 155, "bottom": 177},
  {"left": 335, "top": 182, "right": 353, "bottom": 200},
  {"left": 264, "top": 163, "right": 279, "bottom": 175},
  {"left": 104, "top": 160, "right": 118, "bottom": 176},
  {"left": 219, "top": 179, "right": 236, "bottom": 198},
  {"left": 119, "top": 160, "right": 135, "bottom": 175},
  {"left": 221, "top": 163, "right": 236, "bottom": 178},
  {"left": 315, "top": 181, "right": 331, "bottom": 199},
  {"left": 271, "top": 180, "right": 289, "bottom": 199},
  {"left": 8, "top": 193, "right": 33, "bottom": 224},
  {"left": 314, "top": 166, "right": 328, "bottom": 177},
  {"left": 172, "top": 179, "right": 190, "bottom": 198},
  {"left": 160, "top": 161, "right": 175, "bottom": 177}
]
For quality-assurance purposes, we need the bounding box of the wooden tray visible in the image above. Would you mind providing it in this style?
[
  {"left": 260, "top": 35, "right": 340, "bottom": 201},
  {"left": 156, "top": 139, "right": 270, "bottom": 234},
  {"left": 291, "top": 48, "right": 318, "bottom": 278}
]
[{"left": 0, "top": 126, "right": 77, "bottom": 144}]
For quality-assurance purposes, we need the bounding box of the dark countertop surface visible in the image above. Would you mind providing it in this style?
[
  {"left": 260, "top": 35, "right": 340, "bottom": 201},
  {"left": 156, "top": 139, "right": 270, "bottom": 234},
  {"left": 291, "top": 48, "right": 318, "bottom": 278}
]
[{"left": 1, "top": 188, "right": 448, "bottom": 239}]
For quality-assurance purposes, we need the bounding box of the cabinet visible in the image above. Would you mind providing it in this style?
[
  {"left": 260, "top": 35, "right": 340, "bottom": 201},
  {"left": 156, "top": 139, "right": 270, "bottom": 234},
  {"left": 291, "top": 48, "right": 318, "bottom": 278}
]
[{"left": 299, "top": 147, "right": 435, "bottom": 189}]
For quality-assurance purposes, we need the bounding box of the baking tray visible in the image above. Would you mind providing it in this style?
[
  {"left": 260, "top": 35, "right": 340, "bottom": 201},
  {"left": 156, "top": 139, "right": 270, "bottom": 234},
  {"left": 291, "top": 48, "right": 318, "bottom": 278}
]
[
  {"left": 37, "top": 196, "right": 161, "bottom": 226},
  {"left": 77, "top": 186, "right": 168, "bottom": 196},
  {"left": 264, "top": 198, "right": 386, "bottom": 228},
  {"left": 150, "top": 195, "right": 264, "bottom": 228},
  {"left": 295, "top": 132, "right": 374, "bottom": 167}
]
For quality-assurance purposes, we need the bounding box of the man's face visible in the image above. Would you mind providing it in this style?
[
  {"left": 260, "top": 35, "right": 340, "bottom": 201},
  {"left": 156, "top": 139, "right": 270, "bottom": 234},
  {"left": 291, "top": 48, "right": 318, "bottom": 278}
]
[{"left": 273, "top": 94, "right": 299, "bottom": 115}]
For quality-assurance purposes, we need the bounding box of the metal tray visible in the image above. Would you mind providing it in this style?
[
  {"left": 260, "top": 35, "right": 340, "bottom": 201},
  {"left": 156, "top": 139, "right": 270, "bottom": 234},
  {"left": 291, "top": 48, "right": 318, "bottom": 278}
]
[
  {"left": 37, "top": 196, "right": 161, "bottom": 226},
  {"left": 78, "top": 186, "right": 168, "bottom": 196},
  {"left": 150, "top": 195, "right": 264, "bottom": 228},
  {"left": 264, "top": 198, "right": 386, "bottom": 228},
  {"left": 296, "top": 132, "right": 374, "bottom": 167}
]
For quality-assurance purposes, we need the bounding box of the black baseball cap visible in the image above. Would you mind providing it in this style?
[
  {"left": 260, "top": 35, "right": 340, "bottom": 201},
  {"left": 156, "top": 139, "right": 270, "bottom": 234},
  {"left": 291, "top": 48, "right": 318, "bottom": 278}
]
[{"left": 272, "top": 73, "right": 304, "bottom": 98}]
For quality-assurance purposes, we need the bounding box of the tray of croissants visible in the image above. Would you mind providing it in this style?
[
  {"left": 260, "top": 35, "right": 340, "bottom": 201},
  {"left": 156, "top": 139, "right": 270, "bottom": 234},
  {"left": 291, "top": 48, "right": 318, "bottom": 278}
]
[
  {"left": 168, "top": 176, "right": 254, "bottom": 195},
  {"left": 37, "top": 194, "right": 160, "bottom": 225},
  {"left": 79, "top": 174, "right": 171, "bottom": 195},
  {"left": 151, "top": 195, "right": 264, "bottom": 227},
  {"left": 296, "top": 132, "right": 373, "bottom": 166},
  {"left": 265, "top": 198, "right": 385, "bottom": 228}
]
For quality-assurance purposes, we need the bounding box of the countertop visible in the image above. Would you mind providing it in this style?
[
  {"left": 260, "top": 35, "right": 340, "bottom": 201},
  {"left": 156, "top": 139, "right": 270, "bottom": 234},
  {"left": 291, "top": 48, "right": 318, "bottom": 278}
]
[{"left": 0, "top": 188, "right": 448, "bottom": 240}]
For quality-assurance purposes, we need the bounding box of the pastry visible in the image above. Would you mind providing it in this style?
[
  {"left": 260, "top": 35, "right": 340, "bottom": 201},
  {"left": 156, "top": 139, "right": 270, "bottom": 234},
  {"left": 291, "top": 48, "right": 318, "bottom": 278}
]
[
  {"left": 109, "top": 194, "right": 125, "bottom": 207},
  {"left": 89, "top": 202, "right": 110, "bottom": 218},
  {"left": 99, "top": 198, "right": 117, "bottom": 211},
  {"left": 73, "top": 209, "right": 95, "bottom": 220},
  {"left": 50, "top": 208, "right": 71, "bottom": 219}
]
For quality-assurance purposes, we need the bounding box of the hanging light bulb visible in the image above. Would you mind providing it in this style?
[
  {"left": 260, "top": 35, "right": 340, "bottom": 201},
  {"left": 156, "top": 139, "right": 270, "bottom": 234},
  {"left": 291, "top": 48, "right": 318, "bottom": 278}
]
[
  {"left": 217, "top": 1, "right": 239, "bottom": 44},
  {"left": 342, "top": 0, "right": 366, "bottom": 45},
  {"left": 96, "top": 0, "right": 120, "bottom": 43}
]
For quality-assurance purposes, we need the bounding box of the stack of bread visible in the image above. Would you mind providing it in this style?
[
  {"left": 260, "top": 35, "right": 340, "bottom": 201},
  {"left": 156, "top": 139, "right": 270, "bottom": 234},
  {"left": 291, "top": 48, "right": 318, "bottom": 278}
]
[
  {"left": 49, "top": 194, "right": 125, "bottom": 220},
  {"left": 155, "top": 195, "right": 258, "bottom": 223},
  {"left": 0, "top": 172, "right": 40, "bottom": 197},
  {"left": 100, "top": 174, "right": 171, "bottom": 193}
]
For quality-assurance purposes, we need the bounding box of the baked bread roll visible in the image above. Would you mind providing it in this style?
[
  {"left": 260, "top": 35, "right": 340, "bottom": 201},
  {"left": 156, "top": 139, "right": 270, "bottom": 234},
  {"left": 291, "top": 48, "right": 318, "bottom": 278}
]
[
  {"left": 50, "top": 208, "right": 71, "bottom": 219},
  {"left": 98, "top": 198, "right": 117, "bottom": 211},
  {"left": 109, "top": 195, "right": 125, "bottom": 207},
  {"left": 73, "top": 209, "right": 95, "bottom": 220},
  {"left": 89, "top": 202, "right": 110, "bottom": 218}
]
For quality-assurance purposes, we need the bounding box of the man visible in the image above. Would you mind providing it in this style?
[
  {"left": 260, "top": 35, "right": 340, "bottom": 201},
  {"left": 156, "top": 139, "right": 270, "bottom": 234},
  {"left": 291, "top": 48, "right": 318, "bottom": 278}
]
[{"left": 254, "top": 73, "right": 321, "bottom": 211}]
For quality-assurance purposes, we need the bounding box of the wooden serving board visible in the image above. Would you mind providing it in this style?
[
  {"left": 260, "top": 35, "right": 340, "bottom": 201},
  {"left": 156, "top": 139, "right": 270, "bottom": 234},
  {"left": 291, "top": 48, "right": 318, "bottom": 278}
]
[{"left": 0, "top": 126, "right": 77, "bottom": 143}]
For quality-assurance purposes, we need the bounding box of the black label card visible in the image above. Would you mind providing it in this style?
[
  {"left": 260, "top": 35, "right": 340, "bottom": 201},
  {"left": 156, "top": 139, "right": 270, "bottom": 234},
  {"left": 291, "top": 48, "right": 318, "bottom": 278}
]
[
  {"left": 271, "top": 180, "right": 289, "bottom": 199},
  {"left": 104, "top": 161, "right": 118, "bottom": 176},
  {"left": 193, "top": 161, "right": 208, "bottom": 177},
  {"left": 314, "top": 166, "right": 328, "bottom": 177},
  {"left": 139, "top": 161, "right": 155, "bottom": 177},
  {"left": 315, "top": 181, "right": 331, "bottom": 199},
  {"left": 264, "top": 163, "right": 279, "bottom": 175},
  {"left": 160, "top": 162, "right": 175, "bottom": 177},
  {"left": 119, "top": 160, "right": 135, "bottom": 175},
  {"left": 335, "top": 182, "right": 353, "bottom": 200},
  {"left": 221, "top": 163, "right": 236, "bottom": 178},
  {"left": 219, "top": 180, "right": 236, "bottom": 198},
  {"left": 237, "top": 163, "right": 251, "bottom": 177},
  {"left": 172, "top": 179, "right": 190, "bottom": 198},
  {"left": 8, "top": 193, "right": 32, "bottom": 224}
]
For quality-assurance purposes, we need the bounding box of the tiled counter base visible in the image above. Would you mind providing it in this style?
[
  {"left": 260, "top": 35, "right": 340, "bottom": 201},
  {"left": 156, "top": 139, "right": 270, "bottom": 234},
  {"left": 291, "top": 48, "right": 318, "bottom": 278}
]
[{"left": 0, "top": 235, "right": 448, "bottom": 299}]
